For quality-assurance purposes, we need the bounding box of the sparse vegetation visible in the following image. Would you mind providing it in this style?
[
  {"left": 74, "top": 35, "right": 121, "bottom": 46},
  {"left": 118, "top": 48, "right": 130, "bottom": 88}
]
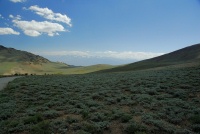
[{"left": 0, "top": 65, "right": 200, "bottom": 133}]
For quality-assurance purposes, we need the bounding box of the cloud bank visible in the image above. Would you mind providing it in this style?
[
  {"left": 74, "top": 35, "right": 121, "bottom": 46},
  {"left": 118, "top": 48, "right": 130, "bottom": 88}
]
[
  {"left": 38, "top": 50, "right": 164, "bottom": 61},
  {"left": 0, "top": 27, "right": 20, "bottom": 35}
]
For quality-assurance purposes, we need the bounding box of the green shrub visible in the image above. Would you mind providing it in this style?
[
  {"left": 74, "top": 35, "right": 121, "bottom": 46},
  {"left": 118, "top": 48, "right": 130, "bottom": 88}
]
[
  {"left": 24, "top": 113, "right": 43, "bottom": 124},
  {"left": 50, "top": 119, "right": 68, "bottom": 134},
  {"left": 95, "top": 121, "right": 110, "bottom": 131},
  {"left": 42, "top": 110, "right": 60, "bottom": 119},
  {"left": 83, "top": 121, "right": 109, "bottom": 133},
  {"left": 0, "top": 101, "right": 16, "bottom": 120},
  {"left": 31, "top": 121, "right": 50, "bottom": 134},
  {"left": 191, "top": 124, "right": 200, "bottom": 133},
  {"left": 190, "top": 115, "right": 200, "bottom": 124},
  {"left": 82, "top": 122, "right": 97, "bottom": 133},
  {"left": 76, "top": 130, "right": 90, "bottom": 134},
  {"left": 81, "top": 110, "right": 90, "bottom": 119},
  {"left": 71, "top": 123, "right": 82, "bottom": 131},
  {"left": 120, "top": 113, "right": 132, "bottom": 123},
  {"left": 90, "top": 112, "right": 106, "bottom": 122},
  {"left": 8, "top": 120, "right": 19, "bottom": 128},
  {"left": 111, "top": 109, "right": 123, "bottom": 120},
  {"left": 66, "top": 116, "right": 78, "bottom": 124},
  {"left": 125, "top": 122, "right": 146, "bottom": 134}
]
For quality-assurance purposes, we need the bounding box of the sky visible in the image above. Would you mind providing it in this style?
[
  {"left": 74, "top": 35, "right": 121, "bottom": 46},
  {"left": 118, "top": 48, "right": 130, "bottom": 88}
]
[{"left": 0, "top": 0, "right": 200, "bottom": 66}]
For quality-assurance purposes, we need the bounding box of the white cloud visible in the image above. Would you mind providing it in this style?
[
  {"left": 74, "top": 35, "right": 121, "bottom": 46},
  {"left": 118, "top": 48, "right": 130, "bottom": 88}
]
[
  {"left": 0, "top": 27, "right": 20, "bottom": 35},
  {"left": 9, "top": 14, "right": 21, "bottom": 20},
  {"left": 10, "top": 0, "right": 26, "bottom": 3},
  {"left": 9, "top": 14, "right": 14, "bottom": 18},
  {"left": 12, "top": 18, "right": 65, "bottom": 37},
  {"left": 29, "top": 5, "right": 72, "bottom": 27},
  {"left": 37, "top": 50, "right": 164, "bottom": 60},
  {"left": 0, "top": 14, "right": 4, "bottom": 19}
]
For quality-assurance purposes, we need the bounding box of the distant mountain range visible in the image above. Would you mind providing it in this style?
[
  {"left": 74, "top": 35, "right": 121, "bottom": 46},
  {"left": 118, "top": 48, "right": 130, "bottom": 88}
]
[
  {"left": 0, "top": 45, "right": 114, "bottom": 75},
  {"left": 96, "top": 43, "right": 200, "bottom": 73}
]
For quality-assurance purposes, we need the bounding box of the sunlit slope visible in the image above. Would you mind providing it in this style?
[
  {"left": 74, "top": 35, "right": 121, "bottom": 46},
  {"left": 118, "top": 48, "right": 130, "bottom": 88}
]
[{"left": 97, "top": 43, "right": 200, "bottom": 73}]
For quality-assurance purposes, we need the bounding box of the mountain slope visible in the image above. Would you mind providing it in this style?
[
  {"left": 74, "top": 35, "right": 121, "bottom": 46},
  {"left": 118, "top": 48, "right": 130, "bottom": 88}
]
[
  {"left": 0, "top": 45, "right": 50, "bottom": 63},
  {"left": 96, "top": 43, "right": 200, "bottom": 73}
]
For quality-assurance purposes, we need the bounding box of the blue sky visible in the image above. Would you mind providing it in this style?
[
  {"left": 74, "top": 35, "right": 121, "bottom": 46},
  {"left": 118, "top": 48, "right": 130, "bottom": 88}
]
[{"left": 0, "top": 0, "right": 200, "bottom": 66}]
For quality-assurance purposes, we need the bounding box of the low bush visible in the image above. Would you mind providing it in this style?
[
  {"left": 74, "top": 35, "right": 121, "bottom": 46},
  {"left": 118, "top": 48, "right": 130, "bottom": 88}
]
[
  {"left": 50, "top": 119, "right": 68, "bottom": 134},
  {"left": 42, "top": 110, "right": 60, "bottom": 119},
  {"left": 23, "top": 113, "right": 43, "bottom": 124},
  {"left": 120, "top": 113, "right": 132, "bottom": 123},
  {"left": 191, "top": 124, "right": 200, "bottom": 133},
  {"left": 81, "top": 110, "right": 90, "bottom": 119},
  {"left": 90, "top": 112, "right": 106, "bottom": 122},
  {"left": 190, "top": 115, "right": 200, "bottom": 124},
  {"left": 31, "top": 121, "right": 50, "bottom": 134},
  {"left": 125, "top": 122, "right": 146, "bottom": 134}
]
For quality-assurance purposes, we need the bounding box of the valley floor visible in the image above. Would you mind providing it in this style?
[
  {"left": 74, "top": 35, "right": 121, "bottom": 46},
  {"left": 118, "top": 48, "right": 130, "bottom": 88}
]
[{"left": 0, "top": 65, "right": 200, "bottom": 134}]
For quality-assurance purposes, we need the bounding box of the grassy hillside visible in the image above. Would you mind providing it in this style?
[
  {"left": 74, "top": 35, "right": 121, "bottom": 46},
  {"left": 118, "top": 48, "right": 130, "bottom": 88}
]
[{"left": 97, "top": 43, "right": 200, "bottom": 73}]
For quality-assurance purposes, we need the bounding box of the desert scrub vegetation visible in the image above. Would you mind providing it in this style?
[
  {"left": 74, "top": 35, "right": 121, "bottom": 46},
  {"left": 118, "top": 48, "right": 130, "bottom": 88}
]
[{"left": 0, "top": 65, "right": 200, "bottom": 133}]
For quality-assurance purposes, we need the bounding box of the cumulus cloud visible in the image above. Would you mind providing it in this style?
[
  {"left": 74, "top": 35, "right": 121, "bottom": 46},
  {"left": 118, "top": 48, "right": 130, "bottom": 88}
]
[
  {"left": 10, "top": 0, "right": 26, "bottom": 3},
  {"left": 13, "top": 20, "right": 65, "bottom": 37},
  {"left": 38, "top": 51, "right": 164, "bottom": 60},
  {"left": 11, "top": 15, "right": 66, "bottom": 37},
  {"left": 8, "top": 5, "right": 72, "bottom": 37},
  {"left": 0, "top": 27, "right": 20, "bottom": 35},
  {"left": 29, "top": 5, "right": 72, "bottom": 27}
]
